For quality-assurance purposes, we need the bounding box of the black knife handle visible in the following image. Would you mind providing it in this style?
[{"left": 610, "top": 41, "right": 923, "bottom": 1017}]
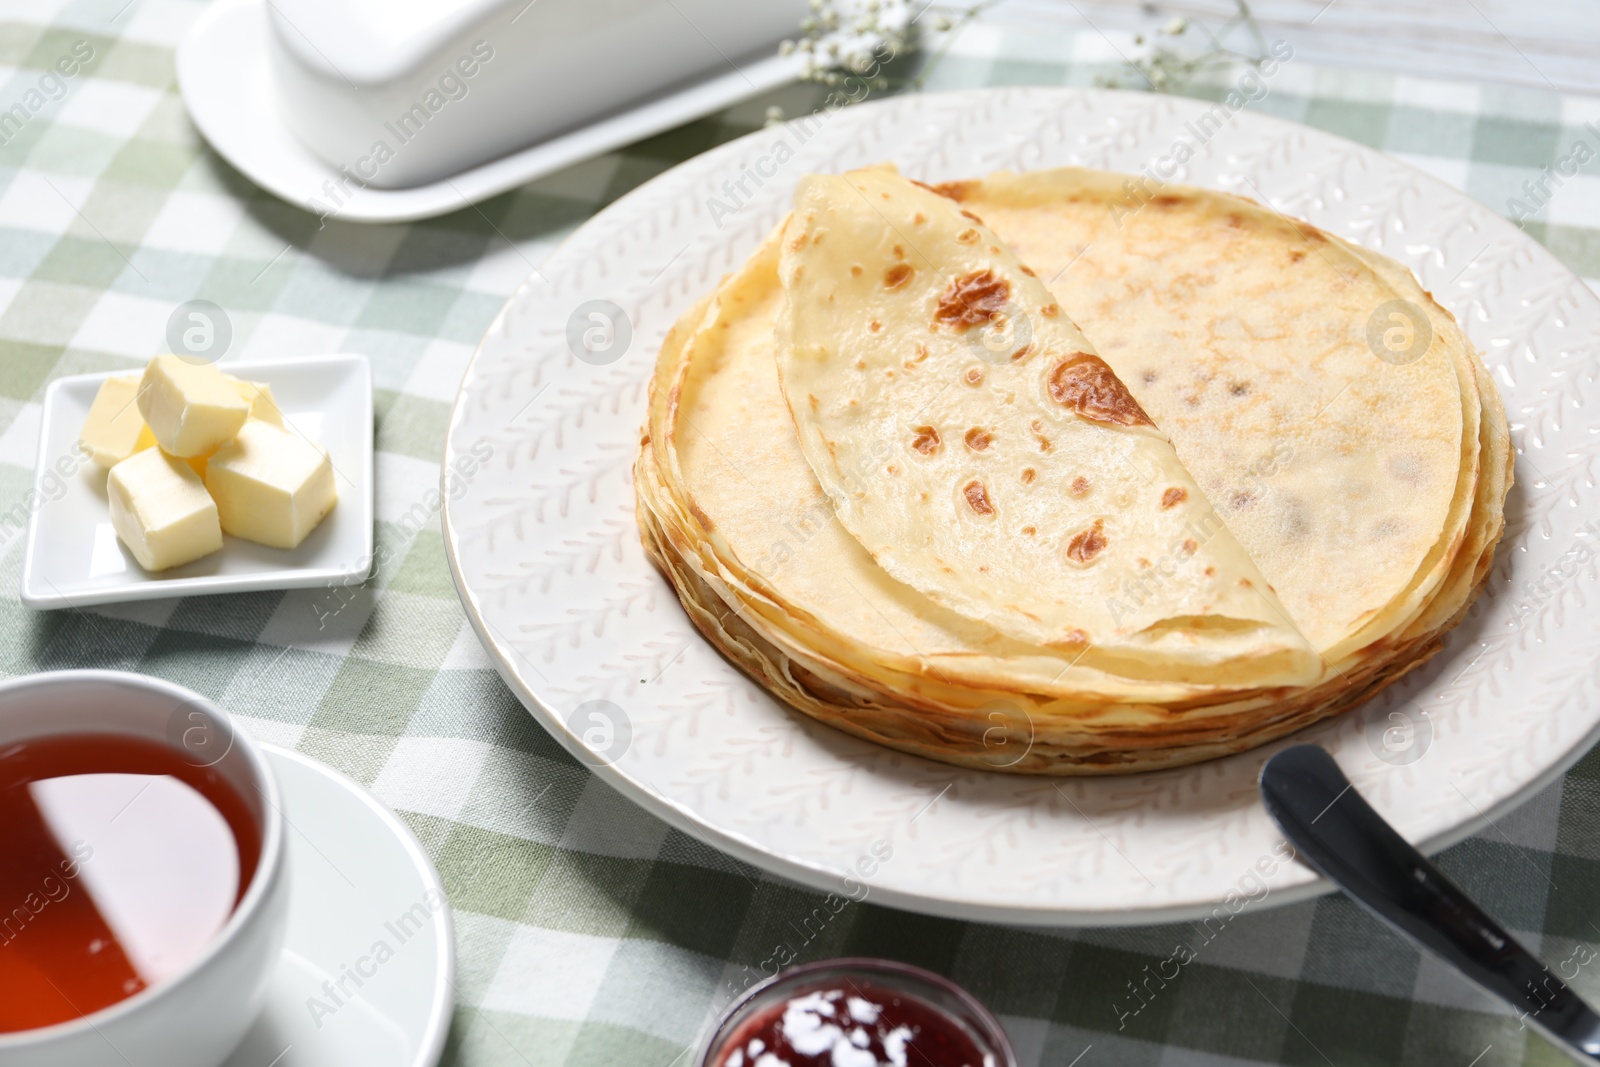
[{"left": 1260, "top": 744, "right": 1600, "bottom": 1060}]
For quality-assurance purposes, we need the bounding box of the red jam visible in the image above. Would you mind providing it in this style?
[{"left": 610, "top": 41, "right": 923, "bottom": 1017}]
[{"left": 717, "top": 983, "right": 987, "bottom": 1067}]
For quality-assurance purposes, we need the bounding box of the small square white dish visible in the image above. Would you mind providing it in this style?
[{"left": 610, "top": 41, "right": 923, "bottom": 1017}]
[{"left": 21, "top": 355, "right": 374, "bottom": 610}]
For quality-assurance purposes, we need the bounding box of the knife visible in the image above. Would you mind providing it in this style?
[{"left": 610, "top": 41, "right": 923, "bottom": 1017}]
[{"left": 1259, "top": 744, "right": 1600, "bottom": 1063}]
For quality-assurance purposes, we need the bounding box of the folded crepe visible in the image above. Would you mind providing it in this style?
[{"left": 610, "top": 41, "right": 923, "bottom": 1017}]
[
  {"left": 940, "top": 167, "right": 1496, "bottom": 664},
  {"left": 633, "top": 164, "right": 1509, "bottom": 774},
  {"left": 774, "top": 167, "right": 1320, "bottom": 686}
]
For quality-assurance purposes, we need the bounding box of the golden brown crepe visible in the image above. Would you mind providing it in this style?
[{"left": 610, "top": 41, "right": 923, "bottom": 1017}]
[
  {"left": 774, "top": 168, "right": 1320, "bottom": 685},
  {"left": 946, "top": 168, "right": 1483, "bottom": 662},
  {"left": 632, "top": 164, "right": 1509, "bottom": 774}
]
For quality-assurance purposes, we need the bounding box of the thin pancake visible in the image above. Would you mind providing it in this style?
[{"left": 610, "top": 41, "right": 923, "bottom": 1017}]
[
  {"left": 950, "top": 168, "right": 1469, "bottom": 661},
  {"left": 774, "top": 168, "right": 1319, "bottom": 685},
  {"left": 634, "top": 223, "right": 1448, "bottom": 771},
  {"left": 633, "top": 164, "right": 1508, "bottom": 775}
]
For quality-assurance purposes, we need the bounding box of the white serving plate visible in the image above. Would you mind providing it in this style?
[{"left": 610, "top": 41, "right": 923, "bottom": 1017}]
[
  {"left": 22, "top": 355, "right": 374, "bottom": 610},
  {"left": 178, "top": 0, "right": 806, "bottom": 223},
  {"left": 222, "top": 745, "right": 454, "bottom": 1067},
  {"left": 442, "top": 87, "right": 1600, "bottom": 925}
]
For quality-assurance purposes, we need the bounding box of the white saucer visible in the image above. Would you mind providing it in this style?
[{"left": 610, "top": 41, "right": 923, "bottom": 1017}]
[
  {"left": 176, "top": 0, "right": 803, "bottom": 224},
  {"left": 21, "top": 355, "right": 374, "bottom": 610},
  {"left": 222, "top": 745, "right": 453, "bottom": 1067}
]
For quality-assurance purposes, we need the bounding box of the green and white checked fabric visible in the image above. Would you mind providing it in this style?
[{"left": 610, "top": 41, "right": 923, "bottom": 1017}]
[{"left": 3, "top": 3, "right": 1599, "bottom": 1065}]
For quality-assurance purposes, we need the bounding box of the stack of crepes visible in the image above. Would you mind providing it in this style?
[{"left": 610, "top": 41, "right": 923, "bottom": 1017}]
[{"left": 635, "top": 165, "right": 1510, "bottom": 774}]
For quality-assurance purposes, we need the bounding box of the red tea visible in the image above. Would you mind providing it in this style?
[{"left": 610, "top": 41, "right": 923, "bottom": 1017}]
[{"left": 0, "top": 732, "right": 261, "bottom": 1033}]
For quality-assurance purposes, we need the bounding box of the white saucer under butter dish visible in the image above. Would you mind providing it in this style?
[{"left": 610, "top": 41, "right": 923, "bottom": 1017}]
[
  {"left": 20, "top": 356, "right": 374, "bottom": 610},
  {"left": 178, "top": 0, "right": 806, "bottom": 222}
]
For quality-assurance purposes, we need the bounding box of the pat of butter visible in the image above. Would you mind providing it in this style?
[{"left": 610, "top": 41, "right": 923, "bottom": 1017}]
[
  {"left": 80, "top": 374, "right": 157, "bottom": 468},
  {"left": 137, "top": 355, "right": 250, "bottom": 458},
  {"left": 107, "top": 448, "right": 223, "bottom": 571},
  {"left": 206, "top": 420, "right": 337, "bottom": 549},
  {"left": 229, "top": 378, "right": 284, "bottom": 427},
  {"left": 187, "top": 371, "right": 282, "bottom": 479}
]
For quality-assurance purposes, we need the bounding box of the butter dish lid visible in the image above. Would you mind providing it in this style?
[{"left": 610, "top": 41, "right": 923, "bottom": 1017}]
[{"left": 267, "top": 0, "right": 502, "bottom": 85}]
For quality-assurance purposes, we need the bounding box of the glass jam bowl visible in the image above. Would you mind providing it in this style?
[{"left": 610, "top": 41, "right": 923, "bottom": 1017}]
[{"left": 698, "top": 957, "right": 1017, "bottom": 1067}]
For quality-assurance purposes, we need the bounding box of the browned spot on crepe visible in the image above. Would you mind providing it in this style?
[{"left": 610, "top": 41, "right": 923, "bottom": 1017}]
[{"left": 1048, "top": 354, "right": 1155, "bottom": 428}]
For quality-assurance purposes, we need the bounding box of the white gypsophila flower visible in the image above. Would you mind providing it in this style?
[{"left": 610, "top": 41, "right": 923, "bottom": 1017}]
[{"left": 790, "top": 0, "right": 913, "bottom": 83}]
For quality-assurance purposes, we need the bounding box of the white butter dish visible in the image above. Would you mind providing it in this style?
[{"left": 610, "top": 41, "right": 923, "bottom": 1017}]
[
  {"left": 178, "top": 0, "right": 807, "bottom": 222},
  {"left": 267, "top": 0, "right": 807, "bottom": 189}
]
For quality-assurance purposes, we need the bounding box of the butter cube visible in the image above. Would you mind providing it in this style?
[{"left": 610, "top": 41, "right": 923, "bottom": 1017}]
[
  {"left": 206, "top": 420, "right": 337, "bottom": 549},
  {"left": 107, "top": 448, "right": 223, "bottom": 571},
  {"left": 137, "top": 355, "right": 250, "bottom": 458},
  {"left": 229, "top": 378, "right": 284, "bottom": 427},
  {"left": 187, "top": 374, "right": 283, "bottom": 478},
  {"left": 80, "top": 375, "right": 157, "bottom": 468}
]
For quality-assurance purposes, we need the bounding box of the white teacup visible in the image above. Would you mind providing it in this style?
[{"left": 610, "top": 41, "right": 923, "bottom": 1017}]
[{"left": 0, "top": 669, "right": 288, "bottom": 1067}]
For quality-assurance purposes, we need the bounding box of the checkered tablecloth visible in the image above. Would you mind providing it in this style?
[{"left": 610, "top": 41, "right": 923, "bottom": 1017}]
[{"left": 5, "top": 3, "right": 1600, "bottom": 1065}]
